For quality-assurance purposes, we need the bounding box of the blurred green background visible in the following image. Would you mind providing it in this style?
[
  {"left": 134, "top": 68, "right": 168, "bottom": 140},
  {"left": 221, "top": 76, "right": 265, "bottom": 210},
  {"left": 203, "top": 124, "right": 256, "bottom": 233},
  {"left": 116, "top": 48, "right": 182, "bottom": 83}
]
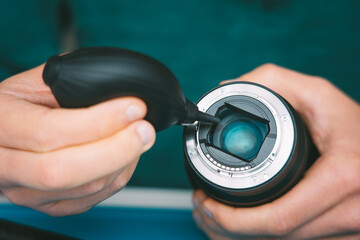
[{"left": 0, "top": 0, "right": 359, "bottom": 189}]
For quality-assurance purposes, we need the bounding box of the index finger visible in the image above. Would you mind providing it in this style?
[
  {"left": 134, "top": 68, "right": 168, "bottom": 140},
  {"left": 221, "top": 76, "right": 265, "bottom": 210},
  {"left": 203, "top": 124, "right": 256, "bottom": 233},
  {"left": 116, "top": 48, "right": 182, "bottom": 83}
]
[{"left": 0, "top": 65, "right": 148, "bottom": 152}]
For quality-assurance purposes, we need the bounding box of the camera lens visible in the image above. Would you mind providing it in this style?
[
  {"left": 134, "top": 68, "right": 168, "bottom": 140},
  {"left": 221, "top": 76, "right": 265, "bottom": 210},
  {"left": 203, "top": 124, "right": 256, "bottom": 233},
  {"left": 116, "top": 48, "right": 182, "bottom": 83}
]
[
  {"left": 220, "top": 121, "right": 263, "bottom": 160},
  {"left": 183, "top": 82, "right": 317, "bottom": 207}
]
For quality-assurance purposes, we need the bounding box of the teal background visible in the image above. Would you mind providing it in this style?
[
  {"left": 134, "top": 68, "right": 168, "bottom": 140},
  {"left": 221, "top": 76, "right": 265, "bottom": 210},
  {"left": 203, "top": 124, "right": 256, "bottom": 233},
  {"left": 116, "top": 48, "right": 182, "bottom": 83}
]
[
  {"left": 0, "top": 0, "right": 359, "bottom": 189},
  {"left": 0, "top": 204, "right": 207, "bottom": 239}
]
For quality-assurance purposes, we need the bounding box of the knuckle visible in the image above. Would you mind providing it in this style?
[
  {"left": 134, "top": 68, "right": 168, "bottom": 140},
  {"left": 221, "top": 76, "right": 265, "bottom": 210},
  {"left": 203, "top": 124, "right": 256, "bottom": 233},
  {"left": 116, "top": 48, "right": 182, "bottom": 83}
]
[
  {"left": 307, "top": 75, "right": 333, "bottom": 93},
  {"left": 309, "top": 75, "right": 330, "bottom": 86},
  {"left": 208, "top": 207, "right": 237, "bottom": 233},
  {"left": 268, "top": 207, "right": 294, "bottom": 236},
  {"left": 270, "top": 220, "right": 292, "bottom": 236},
  {"left": 271, "top": 220, "right": 292, "bottom": 236},
  {"left": 217, "top": 217, "right": 237, "bottom": 233},
  {"left": 260, "top": 63, "right": 279, "bottom": 69},
  {"left": 258, "top": 63, "right": 281, "bottom": 75},
  {"left": 334, "top": 154, "right": 360, "bottom": 193}
]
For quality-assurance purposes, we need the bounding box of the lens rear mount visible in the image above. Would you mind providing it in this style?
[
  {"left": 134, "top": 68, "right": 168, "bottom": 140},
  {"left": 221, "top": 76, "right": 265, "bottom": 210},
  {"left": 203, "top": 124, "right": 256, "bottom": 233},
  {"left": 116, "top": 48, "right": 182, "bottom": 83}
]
[
  {"left": 198, "top": 95, "right": 277, "bottom": 170},
  {"left": 183, "top": 82, "right": 316, "bottom": 206}
]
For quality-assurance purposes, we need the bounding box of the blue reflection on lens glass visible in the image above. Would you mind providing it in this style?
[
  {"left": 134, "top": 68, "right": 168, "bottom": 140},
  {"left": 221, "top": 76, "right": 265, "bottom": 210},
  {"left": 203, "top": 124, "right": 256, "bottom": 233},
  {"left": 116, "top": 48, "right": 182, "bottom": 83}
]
[{"left": 221, "top": 121, "right": 263, "bottom": 160}]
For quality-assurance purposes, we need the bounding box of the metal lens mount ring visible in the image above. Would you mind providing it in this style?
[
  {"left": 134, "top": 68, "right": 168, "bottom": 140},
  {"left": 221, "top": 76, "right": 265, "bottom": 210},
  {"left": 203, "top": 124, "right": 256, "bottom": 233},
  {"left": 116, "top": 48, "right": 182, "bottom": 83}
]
[{"left": 184, "top": 82, "right": 295, "bottom": 190}]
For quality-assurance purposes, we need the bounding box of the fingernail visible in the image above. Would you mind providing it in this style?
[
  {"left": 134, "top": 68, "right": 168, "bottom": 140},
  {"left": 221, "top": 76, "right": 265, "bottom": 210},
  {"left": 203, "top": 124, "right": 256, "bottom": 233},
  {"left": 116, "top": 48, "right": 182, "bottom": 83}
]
[
  {"left": 202, "top": 206, "right": 214, "bottom": 219},
  {"left": 126, "top": 105, "right": 143, "bottom": 121},
  {"left": 136, "top": 122, "right": 154, "bottom": 144},
  {"left": 193, "top": 197, "right": 199, "bottom": 208}
]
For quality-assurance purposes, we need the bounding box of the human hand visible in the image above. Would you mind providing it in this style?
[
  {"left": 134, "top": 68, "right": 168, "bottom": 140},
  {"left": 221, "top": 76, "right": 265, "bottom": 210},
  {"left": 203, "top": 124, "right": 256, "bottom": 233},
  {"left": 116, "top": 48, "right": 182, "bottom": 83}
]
[
  {"left": 192, "top": 64, "right": 360, "bottom": 239},
  {"left": 0, "top": 65, "right": 155, "bottom": 216}
]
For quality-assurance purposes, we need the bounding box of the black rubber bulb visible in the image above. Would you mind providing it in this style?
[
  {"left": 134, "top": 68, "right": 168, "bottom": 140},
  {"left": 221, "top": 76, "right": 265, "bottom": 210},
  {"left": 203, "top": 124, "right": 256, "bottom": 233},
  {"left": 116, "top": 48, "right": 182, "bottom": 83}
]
[{"left": 43, "top": 47, "right": 219, "bottom": 132}]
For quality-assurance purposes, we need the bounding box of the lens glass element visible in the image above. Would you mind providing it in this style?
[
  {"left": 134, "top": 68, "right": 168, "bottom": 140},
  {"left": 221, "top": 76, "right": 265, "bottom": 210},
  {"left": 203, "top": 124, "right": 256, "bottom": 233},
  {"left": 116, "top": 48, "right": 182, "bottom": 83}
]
[
  {"left": 208, "top": 104, "right": 270, "bottom": 163},
  {"left": 220, "top": 121, "right": 264, "bottom": 160}
]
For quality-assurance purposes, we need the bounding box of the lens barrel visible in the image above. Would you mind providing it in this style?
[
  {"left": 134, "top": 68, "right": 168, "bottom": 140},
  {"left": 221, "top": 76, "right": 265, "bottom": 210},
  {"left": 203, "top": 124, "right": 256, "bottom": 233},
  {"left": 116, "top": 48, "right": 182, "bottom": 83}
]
[{"left": 183, "top": 82, "right": 318, "bottom": 207}]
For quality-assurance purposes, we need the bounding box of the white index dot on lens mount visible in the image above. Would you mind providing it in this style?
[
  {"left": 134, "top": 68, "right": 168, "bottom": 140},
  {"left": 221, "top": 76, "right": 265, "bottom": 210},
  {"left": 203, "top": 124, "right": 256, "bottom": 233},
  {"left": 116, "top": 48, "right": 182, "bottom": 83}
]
[
  {"left": 281, "top": 115, "right": 288, "bottom": 121},
  {"left": 190, "top": 149, "right": 197, "bottom": 156},
  {"left": 263, "top": 173, "right": 270, "bottom": 180}
]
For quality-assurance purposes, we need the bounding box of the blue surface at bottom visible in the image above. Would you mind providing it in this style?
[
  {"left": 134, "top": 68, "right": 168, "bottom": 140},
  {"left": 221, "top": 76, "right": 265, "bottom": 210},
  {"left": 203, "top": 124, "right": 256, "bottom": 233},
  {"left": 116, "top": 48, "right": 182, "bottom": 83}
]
[{"left": 0, "top": 204, "right": 207, "bottom": 240}]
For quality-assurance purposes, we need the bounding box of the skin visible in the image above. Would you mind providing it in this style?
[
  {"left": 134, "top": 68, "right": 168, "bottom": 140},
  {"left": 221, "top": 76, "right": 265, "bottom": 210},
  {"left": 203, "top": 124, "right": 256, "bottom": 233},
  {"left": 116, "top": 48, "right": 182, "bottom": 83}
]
[
  {"left": 0, "top": 64, "right": 156, "bottom": 216},
  {"left": 192, "top": 64, "right": 360, "bottom": 240}
]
